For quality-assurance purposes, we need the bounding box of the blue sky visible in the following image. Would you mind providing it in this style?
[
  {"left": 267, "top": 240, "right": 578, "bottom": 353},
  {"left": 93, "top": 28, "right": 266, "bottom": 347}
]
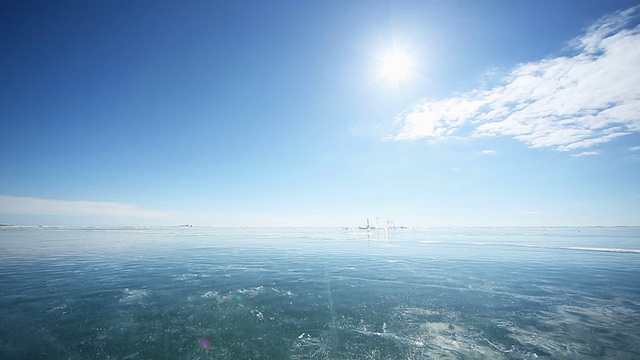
[{"left": 1, "top": 0, "right": 639, "bottom": 227}]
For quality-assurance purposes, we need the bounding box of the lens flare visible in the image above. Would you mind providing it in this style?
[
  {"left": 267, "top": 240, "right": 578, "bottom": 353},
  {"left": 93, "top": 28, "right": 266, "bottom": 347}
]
[{"left": 198, "top": 338, "right": 212, "bottom": 350}]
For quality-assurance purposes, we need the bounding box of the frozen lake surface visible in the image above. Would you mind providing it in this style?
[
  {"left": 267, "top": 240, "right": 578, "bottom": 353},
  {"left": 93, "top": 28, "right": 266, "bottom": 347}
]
[{"left": 1, "top": 226, "right": 639, "bottom": 359}]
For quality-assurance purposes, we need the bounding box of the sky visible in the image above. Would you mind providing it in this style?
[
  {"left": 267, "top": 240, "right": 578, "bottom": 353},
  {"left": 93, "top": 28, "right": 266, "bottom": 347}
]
[{"left": 1, "top": 0, "right": 640, "bottom": 227}]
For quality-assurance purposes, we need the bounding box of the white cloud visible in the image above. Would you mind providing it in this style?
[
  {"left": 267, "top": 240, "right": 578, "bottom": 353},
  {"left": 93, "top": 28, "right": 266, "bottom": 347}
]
[
  {"left": 394, "top": 97, "right": 485, "bottom": 140},
  {"left": 393, "top": 6, "right": 640, "bottom": 153},
  {"left": 0, "top": 196, "right": 167, "bottom": 219},
  {"left": 630, "top": 146, "right": 640, "bottom": 151},
  {"left": 482, "top": 149, "right": 498, "bottom": 155},
  {"left": 571, "top": 151, "right": 601, "bottom": 157}
]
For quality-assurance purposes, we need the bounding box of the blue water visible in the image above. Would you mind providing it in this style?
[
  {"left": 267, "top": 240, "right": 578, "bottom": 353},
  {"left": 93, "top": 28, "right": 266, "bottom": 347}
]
[{"left": 0, "top": 226, "right": 639, "bottom": 359}]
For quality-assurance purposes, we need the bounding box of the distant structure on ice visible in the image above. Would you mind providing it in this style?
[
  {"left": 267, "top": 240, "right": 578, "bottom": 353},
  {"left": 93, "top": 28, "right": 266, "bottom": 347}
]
[
  {"left": 358, "top": 219, "right": 372, "bottom": 230},
  {"left": 356, "top": 218, "right": 406, "bottom": 230}
]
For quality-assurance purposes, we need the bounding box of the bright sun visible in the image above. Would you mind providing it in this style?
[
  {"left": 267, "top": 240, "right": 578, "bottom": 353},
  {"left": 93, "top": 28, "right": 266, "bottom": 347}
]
[{"left": 379, "top": 51, "right": 413, "bottom": 82}]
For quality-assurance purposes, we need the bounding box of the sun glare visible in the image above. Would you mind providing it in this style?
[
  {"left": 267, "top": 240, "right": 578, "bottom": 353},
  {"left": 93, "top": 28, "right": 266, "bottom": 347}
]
[{"left": 380, "top": 51, "right": 413, "bottom": 82}]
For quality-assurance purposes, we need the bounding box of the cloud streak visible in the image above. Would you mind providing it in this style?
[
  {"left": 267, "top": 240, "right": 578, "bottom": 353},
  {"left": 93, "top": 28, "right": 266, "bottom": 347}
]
[
  {"left": 0, "top": 196, "right": 167, "bottom": 219},
  {"left": 393, "top": 6, "right": 640, "bottom": 153},
  {"left": 571, "top": 151, "right": 600, "bottom": 157}
]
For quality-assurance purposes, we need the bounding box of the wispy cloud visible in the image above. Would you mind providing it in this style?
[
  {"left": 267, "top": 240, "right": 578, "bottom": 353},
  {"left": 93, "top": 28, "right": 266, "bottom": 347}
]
[
  {"left": 393, "top": 6, "right": 640, "bottom": 153},
  {"left": 571, "top": 151, "right": 601, "bottom": 157},
  {"left": 630, "top": 146, "right": 640, "bottom": 151},
  {"left": 0, "top": 196, "right": 167, "bottom": 219},
  {"left": 481, "top": 149, "right": 498, "bottom": 155}
]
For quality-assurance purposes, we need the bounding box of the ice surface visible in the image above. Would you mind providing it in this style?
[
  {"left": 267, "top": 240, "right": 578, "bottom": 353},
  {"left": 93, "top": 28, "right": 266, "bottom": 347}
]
[{"left": 0, "top": 226, "right": 638, "bottom": 359}]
